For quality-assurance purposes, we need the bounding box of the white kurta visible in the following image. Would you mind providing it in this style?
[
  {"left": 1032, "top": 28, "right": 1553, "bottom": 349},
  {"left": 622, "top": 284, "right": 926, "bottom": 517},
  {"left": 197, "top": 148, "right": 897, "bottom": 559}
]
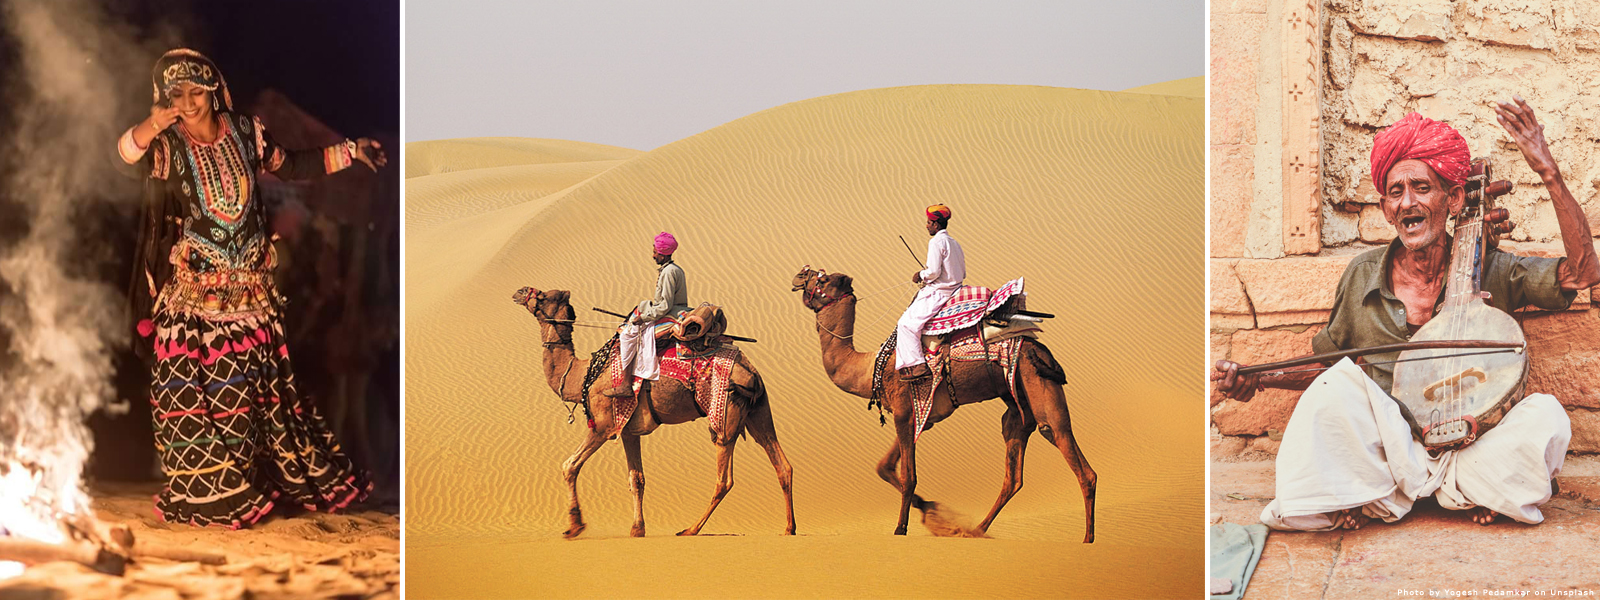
[
  {"left": 896, "top": 230, "right": 966, "bottom": 369},
  {"left": 616, "top": 262, "right": 687, "bottom": 382},
  {"left": 1261, "top": 358, "right": 1569, "bottom": 530}
]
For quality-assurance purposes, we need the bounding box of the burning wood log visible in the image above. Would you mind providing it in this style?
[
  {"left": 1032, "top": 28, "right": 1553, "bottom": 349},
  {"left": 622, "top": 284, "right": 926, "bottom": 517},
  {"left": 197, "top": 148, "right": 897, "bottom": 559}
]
[{"left": 0, "top": 537, "right": 125, "bottom": 576}]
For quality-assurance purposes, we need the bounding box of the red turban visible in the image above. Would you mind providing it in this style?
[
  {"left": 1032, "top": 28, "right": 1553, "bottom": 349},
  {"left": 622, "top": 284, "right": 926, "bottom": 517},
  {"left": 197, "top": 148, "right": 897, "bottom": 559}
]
[
  {"left": 925, "top": 204, "right": 951, "bottom": 221},
  {"left": 1370, "top": 112, "right": 1471, "bottom": 194},
  {"left": 654, "top": 232, "right": 678, "bottom": 255}
]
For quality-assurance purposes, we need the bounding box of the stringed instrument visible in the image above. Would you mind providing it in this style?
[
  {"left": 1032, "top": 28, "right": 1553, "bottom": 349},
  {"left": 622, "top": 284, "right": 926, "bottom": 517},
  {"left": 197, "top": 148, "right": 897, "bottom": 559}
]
[
  {"left": 1389, "top": 158, "right": 1527, "bottom": 451},
  {"left": 1230, "top": 158, "right": 1527, "bottom": 452}
]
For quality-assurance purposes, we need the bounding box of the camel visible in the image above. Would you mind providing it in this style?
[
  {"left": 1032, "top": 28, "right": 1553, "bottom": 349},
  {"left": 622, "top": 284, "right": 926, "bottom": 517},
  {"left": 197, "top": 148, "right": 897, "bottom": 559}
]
[
  {"left": 514, "top": 288, "right": 796, "bottom": 539},
  {"left": 791, "top": 268, "right": 1096, "bottom": 542}
]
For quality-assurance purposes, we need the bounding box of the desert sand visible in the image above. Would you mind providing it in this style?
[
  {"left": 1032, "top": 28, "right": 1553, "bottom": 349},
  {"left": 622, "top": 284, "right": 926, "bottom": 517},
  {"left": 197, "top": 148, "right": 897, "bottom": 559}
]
[
  {"left": 0, "top": 485, "right": 399, "bottom": 599},
  {"left": 405, "top": 82, "right": 1204, "bottom": 598}
]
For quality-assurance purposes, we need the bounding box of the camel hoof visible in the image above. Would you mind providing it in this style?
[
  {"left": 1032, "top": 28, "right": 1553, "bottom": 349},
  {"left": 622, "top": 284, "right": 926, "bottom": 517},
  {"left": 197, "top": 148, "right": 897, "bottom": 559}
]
[
  {"left": 783, "top": 527, "right": 796, "bottom": 536},
  {"left": 563, "top": 523, "right": 587, "bottom": 540},
  {"left": 630, "top": 525, "right": 646, "bottom": 537},
  {"left": 676, "top": 529, "right": 696, "bottom": 536},
  {"left": 893, "top": 526, "right": 907, "bottom": 536},
  {"left": 1083, "top": 533, "right": 1095, "bottom": 544}
]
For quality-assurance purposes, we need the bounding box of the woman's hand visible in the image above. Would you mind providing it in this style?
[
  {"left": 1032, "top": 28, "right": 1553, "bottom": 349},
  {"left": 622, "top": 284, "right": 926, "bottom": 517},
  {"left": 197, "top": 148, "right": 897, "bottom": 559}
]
[
  {"left": 354, "top": 138, "right": 387, "bottom": 171},
  {"left": 149, "top": 104, "right": 179, "bottom": 132}
]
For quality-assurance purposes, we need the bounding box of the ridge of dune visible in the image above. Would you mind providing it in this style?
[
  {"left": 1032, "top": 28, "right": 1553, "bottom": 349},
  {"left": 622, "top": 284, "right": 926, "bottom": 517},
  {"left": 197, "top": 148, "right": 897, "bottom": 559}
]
[
  {"left": 1122, "top": 76, "right": 1204, "bottom": 98},
  {"left": 404, "top": 136, "right": 641, "bottom": 178},
  {"left": 405, "top": 160, "right": 626, "bottom": 233},
  {"left": 405, "top": 83, "right": 1203, "bottom": 597}
]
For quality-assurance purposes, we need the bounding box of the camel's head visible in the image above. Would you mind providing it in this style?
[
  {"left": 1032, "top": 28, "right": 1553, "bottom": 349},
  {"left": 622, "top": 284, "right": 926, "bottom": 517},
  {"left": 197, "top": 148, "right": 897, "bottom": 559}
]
[
  {"left": 791, "top": 266, "right": 853, "bottom": 312},
  {"left": 513, "top": 287, "right": 575, "bottom": 330}
]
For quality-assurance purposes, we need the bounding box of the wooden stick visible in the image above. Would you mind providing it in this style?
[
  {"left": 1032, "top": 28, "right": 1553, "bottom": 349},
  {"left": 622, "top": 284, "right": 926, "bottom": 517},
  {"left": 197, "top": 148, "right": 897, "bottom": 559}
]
[
  {"left": 593, "top": 307, "right": 757, "bottom": 343},
  {"left": 0, "top": 537, "right": 125, "bottom": 575},
  {"left": 132, "top": 540, "right": 226, "bottom": 565},
  {"left": 899, "top": 236, "right": 926, "bottom": 269}
]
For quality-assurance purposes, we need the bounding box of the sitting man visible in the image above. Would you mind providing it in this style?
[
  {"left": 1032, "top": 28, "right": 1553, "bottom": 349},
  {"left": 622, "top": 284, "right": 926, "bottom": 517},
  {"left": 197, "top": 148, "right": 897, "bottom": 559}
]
[
  {"left": 606, "top": 232, "right": 689, "bottom": 399},
  {"left": 897, "top": 204, "right": 966, "bottom": 382},
  {"left": 1213, "top": 98, "right": 1599, "bottom": 530}
]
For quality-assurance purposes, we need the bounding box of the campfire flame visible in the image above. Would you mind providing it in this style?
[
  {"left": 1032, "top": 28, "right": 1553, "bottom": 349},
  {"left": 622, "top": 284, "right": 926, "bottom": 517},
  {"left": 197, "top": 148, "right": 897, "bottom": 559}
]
[
  {"left": 0, "top": 0, "right": 181, "bottom": 581},
  {"left": 0, "top": 462, "right": 79, "bottom": 578}
]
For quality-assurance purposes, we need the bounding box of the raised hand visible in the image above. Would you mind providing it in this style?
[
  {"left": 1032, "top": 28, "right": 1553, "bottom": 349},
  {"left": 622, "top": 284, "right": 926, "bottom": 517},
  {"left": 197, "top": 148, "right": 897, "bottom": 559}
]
[
  {"left": 149, "top": 104, "right": 179, "bottom": 132},
  {"left": 1493, "top": 96, "right": 1558, "bottom": 180},
  {"left": 353, "top": 138, "right": 388, "bottom": 171}
]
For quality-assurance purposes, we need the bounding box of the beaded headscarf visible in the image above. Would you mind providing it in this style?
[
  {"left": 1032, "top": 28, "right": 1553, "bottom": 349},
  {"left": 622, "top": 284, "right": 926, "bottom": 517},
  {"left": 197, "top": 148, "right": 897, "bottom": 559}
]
[{"left": 151, "top": 48, "right": 233, "bottom": 111}]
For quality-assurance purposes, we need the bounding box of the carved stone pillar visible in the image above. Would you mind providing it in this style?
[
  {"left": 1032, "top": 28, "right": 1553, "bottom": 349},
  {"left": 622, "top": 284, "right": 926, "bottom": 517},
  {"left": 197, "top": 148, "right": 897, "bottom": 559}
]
[{"left": 1281, "top": 0, "right": 1323, "bottom": 255}]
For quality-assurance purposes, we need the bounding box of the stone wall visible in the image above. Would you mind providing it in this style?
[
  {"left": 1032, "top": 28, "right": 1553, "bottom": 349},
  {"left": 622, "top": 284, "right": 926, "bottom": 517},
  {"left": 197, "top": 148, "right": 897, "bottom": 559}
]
[{"left": 1210, "top": 0, "right": 1600, "bottom": 455}]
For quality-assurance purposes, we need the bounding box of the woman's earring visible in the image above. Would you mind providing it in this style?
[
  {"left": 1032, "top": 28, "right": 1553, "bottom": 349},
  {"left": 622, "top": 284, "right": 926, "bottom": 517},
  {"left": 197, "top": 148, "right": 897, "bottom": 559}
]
[{"left": 212, "top": 96, "right": 219, "bottom": 111}]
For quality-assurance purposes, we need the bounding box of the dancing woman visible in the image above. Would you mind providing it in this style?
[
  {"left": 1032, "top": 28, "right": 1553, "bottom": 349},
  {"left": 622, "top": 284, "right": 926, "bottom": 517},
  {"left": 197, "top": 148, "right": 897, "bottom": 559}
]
[{"left": 116, "top": 49, "right": 385, "bottom": 528}]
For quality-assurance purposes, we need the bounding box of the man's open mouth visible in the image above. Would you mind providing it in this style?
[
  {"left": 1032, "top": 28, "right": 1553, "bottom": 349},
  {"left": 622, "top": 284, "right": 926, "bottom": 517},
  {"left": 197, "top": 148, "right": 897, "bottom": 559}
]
[{"left": 1401, "top": 214, "right": 1426, "bottom": 232}]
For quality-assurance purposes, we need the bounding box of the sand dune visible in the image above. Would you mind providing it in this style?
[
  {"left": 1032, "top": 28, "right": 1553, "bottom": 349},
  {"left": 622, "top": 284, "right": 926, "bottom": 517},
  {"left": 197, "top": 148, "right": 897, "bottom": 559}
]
[
  {"left": 405, "top": 82, "right": 1204, "bottom": 598},
  {"left": 1123, "top": 76, "right": 1204, "bottom": 98},
  {"left": 403, "top": 137, "right": 640, "bottom": 179}
]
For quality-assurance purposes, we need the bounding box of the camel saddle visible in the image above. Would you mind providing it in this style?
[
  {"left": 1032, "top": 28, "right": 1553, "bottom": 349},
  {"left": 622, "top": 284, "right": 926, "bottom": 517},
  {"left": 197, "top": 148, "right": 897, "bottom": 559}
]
[
  {"left": 920, "top": 278, "right": 1039, "bottom": 354},
  {"left": 615, "top": 305, "right": 694, "bottom": 352}
]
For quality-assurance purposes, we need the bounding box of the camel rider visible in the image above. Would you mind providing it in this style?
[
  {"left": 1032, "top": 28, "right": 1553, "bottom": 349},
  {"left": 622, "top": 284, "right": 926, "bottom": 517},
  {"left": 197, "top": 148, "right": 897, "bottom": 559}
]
[
  {"left": 897, "top": 204, "right": 966, "bottom": 382},
  {"left": 605, "top": 232, "right": 689, "bottom": 398}
]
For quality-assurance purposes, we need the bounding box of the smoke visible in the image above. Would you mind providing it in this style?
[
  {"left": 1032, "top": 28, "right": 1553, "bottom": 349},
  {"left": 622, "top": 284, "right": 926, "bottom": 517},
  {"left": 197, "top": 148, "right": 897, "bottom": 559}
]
[{"left": 0, "top": 0, "right": 182, "bottom": 519}]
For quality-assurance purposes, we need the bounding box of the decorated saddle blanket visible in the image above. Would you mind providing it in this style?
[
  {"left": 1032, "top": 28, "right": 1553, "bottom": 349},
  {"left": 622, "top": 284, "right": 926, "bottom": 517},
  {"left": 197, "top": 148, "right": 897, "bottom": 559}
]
[
  {"left": 597, "top": 337, "right": 741, "bottom": 436},
  {"left": 659, "top": 342, "right": 742, "bottom": 436},
  {"left": 922, "top": 278, "right": 1025, "bottom": 336},
  {"left": 872, "top": 330, "right": 1028, "bottom": 442}
]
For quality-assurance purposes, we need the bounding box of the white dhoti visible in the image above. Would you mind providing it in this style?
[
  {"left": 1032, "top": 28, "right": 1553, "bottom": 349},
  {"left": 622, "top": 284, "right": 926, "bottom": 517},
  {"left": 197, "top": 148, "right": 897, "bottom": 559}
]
[
  {"left": 615, "top": 320, "right": 664, "bottom": 383},
  {"left": 1261, "top": 358, "right": 1569, "bottom": 531},
  {"left": 895, "top": 287, "right": 954, "bottom": 369}
]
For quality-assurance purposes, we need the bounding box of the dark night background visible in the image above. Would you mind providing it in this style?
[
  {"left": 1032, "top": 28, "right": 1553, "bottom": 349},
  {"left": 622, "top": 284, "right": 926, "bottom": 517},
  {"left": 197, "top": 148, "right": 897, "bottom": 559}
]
[{"left": 0, "top": 0, "right": 401, "bottom": 506}]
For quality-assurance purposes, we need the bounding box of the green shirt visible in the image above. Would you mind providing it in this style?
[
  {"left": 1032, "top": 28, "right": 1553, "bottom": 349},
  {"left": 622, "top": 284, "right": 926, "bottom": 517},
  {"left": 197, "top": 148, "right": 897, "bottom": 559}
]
[{"left": 1310, "top": 238, "right": 1575, "bottom": 393}]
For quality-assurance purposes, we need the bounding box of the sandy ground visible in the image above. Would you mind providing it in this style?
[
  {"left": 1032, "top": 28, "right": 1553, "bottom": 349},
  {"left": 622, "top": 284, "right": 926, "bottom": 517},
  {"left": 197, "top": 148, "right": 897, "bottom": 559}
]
[
  {"left": 0, "top": 484, "right": 399, "bottom": 599},
  {"left": 1213, "top": 449, "right": 1600, "bottom": 596},
  {"left": 405, "top": 80, "right": 1204, "bottom": 598}
]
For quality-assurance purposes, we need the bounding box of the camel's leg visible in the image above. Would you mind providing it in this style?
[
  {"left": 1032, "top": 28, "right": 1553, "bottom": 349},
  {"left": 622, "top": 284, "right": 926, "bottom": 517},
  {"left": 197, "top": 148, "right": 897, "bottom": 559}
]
[
  {"left": 977, "top": 402, "right": 1034, "bottom": 533},
  {"left": 681, "top": 435, "right": 742, "bottom": 537},
  {"left": 1023, "top": 371, "right": 1097, "bottom": 543},
  {"left": 743, "top": 397, "right": 796, "bottom": 535},
  {"left": 561, "top": 426, "right": 611, "bottom": 539},
  {"left": 893, "top": 415, "right": 918, "bottom": 536},
  {"left": 875, "top": 440, "right": 903, "bottom": 491},
  {"left": 622, "top": 433, "right": 647, "bottom": 537}
]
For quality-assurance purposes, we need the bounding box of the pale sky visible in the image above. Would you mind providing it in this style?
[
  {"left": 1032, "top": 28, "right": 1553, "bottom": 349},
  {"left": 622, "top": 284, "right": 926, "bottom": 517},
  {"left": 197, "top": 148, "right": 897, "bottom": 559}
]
[{"left": 405, "top": 0, "right": 1203, "bottom": 150}]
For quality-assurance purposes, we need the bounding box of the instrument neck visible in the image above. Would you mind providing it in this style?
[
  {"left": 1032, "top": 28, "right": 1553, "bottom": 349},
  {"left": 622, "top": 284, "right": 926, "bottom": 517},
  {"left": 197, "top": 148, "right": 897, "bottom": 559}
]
[{"left": 1441, "top": 218, "right": 1486, "bottom": 309}]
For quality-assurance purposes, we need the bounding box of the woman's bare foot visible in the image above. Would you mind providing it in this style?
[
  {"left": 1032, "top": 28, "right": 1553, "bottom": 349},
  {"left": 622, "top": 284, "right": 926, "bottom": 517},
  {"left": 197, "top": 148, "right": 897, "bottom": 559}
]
[
  {"left": 1471, "top": 506, "right": 1499, "bottom": 525},
  {"left": 1333, "top": 509, "right": 1370, "bottom": 530}
]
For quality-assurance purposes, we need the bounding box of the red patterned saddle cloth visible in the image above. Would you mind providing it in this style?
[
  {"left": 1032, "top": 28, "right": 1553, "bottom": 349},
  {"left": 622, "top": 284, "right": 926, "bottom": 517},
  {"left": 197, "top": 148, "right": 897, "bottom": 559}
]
[
  {"left": 923, "top": 278, "right": 1025, "bottom": 335},
  {"left": 659, "top": 342, "right": 742, "bottom": 436}
]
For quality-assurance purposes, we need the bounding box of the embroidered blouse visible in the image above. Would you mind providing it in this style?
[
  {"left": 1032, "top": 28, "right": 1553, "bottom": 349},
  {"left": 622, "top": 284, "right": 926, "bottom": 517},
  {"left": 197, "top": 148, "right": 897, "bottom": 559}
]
[{"left": 119, "top": 113, "right": 359, "bottom": 320}]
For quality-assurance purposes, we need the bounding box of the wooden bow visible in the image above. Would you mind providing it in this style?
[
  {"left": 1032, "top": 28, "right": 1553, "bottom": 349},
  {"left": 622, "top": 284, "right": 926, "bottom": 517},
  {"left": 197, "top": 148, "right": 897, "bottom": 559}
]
[{"left": 1235, "top": 339, "right": 1525, "bottom": 376}]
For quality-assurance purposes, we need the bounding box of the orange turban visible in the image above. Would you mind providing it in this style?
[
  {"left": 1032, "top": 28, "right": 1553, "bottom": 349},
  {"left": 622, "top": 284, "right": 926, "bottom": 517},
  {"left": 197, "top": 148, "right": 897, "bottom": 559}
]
[
  {"left": 925, "top": 204, "right": 951, "bottom": 221},
  {"left": 1370, "top": 112, "right": 1471, "bottom": 194}
]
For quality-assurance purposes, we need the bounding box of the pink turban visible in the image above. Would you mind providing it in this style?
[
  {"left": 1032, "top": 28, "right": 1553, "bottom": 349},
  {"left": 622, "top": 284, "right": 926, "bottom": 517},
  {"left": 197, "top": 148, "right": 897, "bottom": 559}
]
[
  {"left": 1370, "top": 112, "right": 1471, "bottom": 194},
  {"left": 654, "top": 232, "right": 678, "bottom": 255}
]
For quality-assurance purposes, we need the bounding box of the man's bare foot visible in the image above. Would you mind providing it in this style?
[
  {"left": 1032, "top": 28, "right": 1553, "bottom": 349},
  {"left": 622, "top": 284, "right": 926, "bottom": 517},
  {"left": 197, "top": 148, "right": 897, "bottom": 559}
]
[
  {"left": 1334, "top": 508, "right": 1370, "bottom": 530},
  {"left": 1471, "top": 506, "right": 1499, "bottom": 525}
]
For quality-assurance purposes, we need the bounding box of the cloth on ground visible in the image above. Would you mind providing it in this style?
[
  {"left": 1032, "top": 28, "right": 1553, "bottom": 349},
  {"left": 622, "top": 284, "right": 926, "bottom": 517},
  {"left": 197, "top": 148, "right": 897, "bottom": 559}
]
[{"left": 1209, "top": 523, "right": 1268, "bottom": 600}]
